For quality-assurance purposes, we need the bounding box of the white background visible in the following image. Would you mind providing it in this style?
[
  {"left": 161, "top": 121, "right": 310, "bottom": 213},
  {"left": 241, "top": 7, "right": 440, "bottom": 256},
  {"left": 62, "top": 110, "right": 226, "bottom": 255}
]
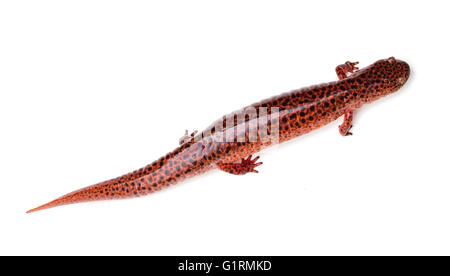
[{"left": 1, "top": 0, "right": 449, "bottom": 256}]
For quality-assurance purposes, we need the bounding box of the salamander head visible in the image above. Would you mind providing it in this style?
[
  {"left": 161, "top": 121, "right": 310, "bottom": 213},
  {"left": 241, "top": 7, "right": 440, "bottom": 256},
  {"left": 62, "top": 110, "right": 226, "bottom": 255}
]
[
  {"left": 359, "top": 57, "right": 410, "bottom": 102},
  {"left": 380, "top": 56, "right": 410, "bottom": 85}
]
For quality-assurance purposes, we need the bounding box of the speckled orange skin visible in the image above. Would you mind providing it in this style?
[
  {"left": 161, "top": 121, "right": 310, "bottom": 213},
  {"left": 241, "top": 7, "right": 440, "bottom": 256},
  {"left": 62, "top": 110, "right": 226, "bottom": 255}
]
[{"left": 27, "top": 57, "right": 410, "bottom": 213}]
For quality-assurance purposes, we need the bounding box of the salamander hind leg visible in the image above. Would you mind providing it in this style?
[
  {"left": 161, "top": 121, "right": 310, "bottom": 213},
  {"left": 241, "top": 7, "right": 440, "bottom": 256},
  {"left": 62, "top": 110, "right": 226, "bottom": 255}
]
[
  {"left": 335, "top": 61, "right": 359, "bottom": 80},
  {"left": 339, "top": 110, "right": 354, "bottom": 136},
  {"left": 217, "top": 155, "right": 262, "bottom": 175},
  {"left": 179, "top": 130, "right": 198, "bottom": 145}
]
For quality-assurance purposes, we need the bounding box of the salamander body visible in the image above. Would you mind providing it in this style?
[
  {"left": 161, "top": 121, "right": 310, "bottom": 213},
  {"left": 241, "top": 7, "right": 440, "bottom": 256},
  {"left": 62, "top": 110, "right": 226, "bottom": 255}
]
[{"left": 27, "top": 57, "right": 410, "bottom": 213}]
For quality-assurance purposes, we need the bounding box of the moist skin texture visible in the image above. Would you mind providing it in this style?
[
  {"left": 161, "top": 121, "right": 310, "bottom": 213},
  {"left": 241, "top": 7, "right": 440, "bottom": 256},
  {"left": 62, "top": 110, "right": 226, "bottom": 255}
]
[{"left": 27, "top": 57, "right": 410, "bottom": 213}]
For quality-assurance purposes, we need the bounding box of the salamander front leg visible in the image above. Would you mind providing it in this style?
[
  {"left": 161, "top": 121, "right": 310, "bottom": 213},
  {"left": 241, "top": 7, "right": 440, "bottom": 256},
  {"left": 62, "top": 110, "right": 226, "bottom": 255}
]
[
  {"left": 336, "top": 61, "right": 359, "bottom": 80},
  {"left": 217, "top": 155, "right": 262, "bottom": 175},
  {"left": 339, "top": 110, "right": 354, "bottom": 136}
]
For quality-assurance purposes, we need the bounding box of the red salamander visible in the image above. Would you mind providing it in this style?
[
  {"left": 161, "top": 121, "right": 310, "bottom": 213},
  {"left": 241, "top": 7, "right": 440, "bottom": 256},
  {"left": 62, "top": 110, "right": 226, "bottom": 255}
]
[{"left": 27, "top": 57, "right": 410, "bottom": 213}]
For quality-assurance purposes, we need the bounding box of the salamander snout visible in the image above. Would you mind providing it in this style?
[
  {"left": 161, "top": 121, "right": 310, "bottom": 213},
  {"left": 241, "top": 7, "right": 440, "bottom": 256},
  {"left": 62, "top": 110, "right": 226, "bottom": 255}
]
[
  {"left": 391, "top": 58, "right": 410, "bottom": 86},
  {"left": 378, "top": 57, "right": 410, "bottom": 89},
  {"left": 367, "top": 57, "right": 411, "bottom": 100}
]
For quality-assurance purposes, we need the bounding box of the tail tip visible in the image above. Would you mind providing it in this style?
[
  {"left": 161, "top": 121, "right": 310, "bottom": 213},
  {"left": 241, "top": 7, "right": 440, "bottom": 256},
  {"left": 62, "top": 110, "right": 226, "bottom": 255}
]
[
  {"left": 26, "top": 206, "right": 42, "bottom": 214},
  {"left": 26, "top": 202, "right": 53, "bottom": 214}
]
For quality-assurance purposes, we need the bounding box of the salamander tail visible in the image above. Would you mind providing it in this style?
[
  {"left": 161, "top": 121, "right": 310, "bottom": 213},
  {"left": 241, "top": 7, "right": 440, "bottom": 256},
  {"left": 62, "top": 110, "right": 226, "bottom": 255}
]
[
  {"left": 26, "top": 182, "right": 110, "bottom": 213},
  {"left": 26, "top": 198, "right": 65, "bottom": 213},
  {"left": 27, "top": 141, "right": 206, "bottom": 213}
]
